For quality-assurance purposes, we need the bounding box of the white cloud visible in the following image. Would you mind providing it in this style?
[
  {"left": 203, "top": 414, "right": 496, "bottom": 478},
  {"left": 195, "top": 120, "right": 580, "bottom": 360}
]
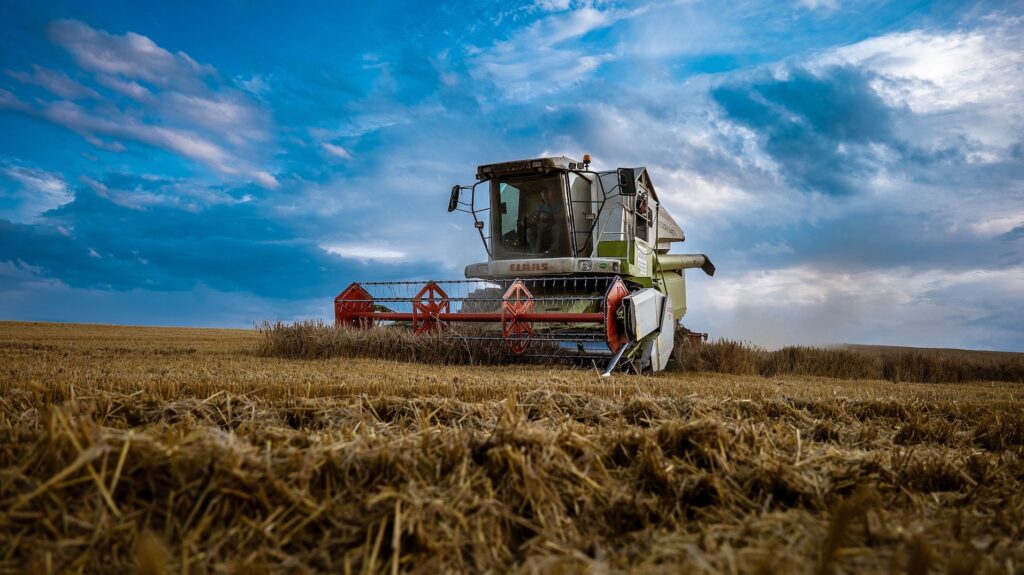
[
  {"left": 688, "top": 265, "right": 1024, "bottom": 350},
  {"left": 322, "top": 142, "right": 352, "bottom": 160},
  {"left": 83, "top": 134, "right": 127, "bottom": 152},
  {"left": 655, "top": 168, "right": 760, "bottom": 221},
  {"left": 1, "top": 20, "right": 279, "bottom": 188},
  {"left": 6, "top": 79, "right": 276, "bottom": 188},
  {"left": 237, "top": 74, "right": 270, "bottom": 96},
  {"left": 81, "top": 175, "right": 260, "bottom": 211},
  {"left": 797, "top": 0, "right": 838, "bottom": 10},
  {"left": 252, "top": 171, "right": 279, "bottom": 189},
  {"left": 824, "top": 28, "right": 1020, "bottom": 111},
  {"left": 3, "top": 166, "right": 68, "bottom": 201},
  {"left": 0, "top": 259, "right": 45, "bottom": 281},
  {"left": 816, "top": 20, "right": 1024, "bottom": 148},
  {"left": 803, "top": 20, "right": 1024, "bottom": 240},
  {"left": 5, "top": 64, "right": 99, "bottom": 99},
  {"left": 79, "top": 175, "right": 107, "bottom": 192},
  {"left": 471, "top": 4, "right": 623, "bottom": 99},
  {"left": 309, "top": 114, "right": 408, "bottom": 141},
  {"left": 0, "top": 164, "right": 72, "bottom": 222},
  {"left": 619, "top": 2, "right": 745, "bottom": 59},
  {"left": 322, "top": 243, "right": 406, "bottom": 260},
  {"left": 95, "top": 74, "right": 152, "bottom": 101},
  {"left": 751, "top": 240, "right": 794, "bottom": 256},
  {"left": 165, "top": 92, "right": 269, "bottom": 144},
  {"left": 557, "top": 18, "right": 1024, "bottom": 276},
  {"left": 47, "top": 19, "right": 215, "bottom": 89},
  {"left": 548, "top": 32, "right": 1022, "bottom": 348},
  {"left": 969, "top": 213, "right": 1024, "bottom": 238},
  {"left": 145, "top": 122, "right": 234, "bottom": 168},
  {"left": 704, "top": 266, "right": 982, "bottom": 309},
  {"left": 0, "top": 88, "right": 28, "bottom": 111},
  {"left": 534, "top": 0, "right": 571, "bottom": 12}
]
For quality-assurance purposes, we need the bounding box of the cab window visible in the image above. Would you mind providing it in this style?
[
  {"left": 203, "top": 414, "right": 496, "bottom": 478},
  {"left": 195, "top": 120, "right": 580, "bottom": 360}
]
[{"left": 491, "top": 174, "right": 572, "bottom": 259}]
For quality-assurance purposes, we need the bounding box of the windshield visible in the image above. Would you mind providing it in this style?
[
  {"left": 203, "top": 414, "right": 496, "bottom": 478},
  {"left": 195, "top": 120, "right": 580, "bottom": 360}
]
[{"left": 491, "top": 174, "right": 572, "bottom": 259}]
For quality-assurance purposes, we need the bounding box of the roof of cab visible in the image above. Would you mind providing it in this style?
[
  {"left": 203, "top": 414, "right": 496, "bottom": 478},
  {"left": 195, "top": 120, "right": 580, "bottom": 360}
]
[{"left": 476, "top": 156, "right": 578, "bottom": 179}]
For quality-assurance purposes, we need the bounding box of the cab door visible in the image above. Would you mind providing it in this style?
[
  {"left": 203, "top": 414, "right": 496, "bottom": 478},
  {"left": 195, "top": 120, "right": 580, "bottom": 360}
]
[{"left": 632, "top": 184, "right": 655, "bottom": 277}]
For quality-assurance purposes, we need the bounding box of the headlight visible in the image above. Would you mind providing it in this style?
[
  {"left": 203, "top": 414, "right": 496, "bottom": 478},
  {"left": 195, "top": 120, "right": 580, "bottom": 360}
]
[{"left": 578, "top": 260, "right": 593, "bottom": 272}]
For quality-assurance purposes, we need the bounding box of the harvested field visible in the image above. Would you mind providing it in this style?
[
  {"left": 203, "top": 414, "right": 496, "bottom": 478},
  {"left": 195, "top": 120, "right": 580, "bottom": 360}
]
[
  {"left": 1, "top": 320, "right": 1022, "bottom": 574},
  {"left": 677, "top": 340, "right": 1024, "bottom": 384},
  {"left": 258, "top": 320, "right": 1024, "bottom": 384}
]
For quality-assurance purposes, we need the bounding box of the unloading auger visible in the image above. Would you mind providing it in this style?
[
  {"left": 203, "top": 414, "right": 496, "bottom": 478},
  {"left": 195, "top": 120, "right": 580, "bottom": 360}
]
[{"left": 335, "top": 155, "right": 715, "bottom": 374}]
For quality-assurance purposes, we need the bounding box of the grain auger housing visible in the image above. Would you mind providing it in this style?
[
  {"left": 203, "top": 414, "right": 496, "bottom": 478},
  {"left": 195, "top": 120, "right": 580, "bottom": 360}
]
[{"left": 335, "top": 155, "right": 714, "bottom": 374}]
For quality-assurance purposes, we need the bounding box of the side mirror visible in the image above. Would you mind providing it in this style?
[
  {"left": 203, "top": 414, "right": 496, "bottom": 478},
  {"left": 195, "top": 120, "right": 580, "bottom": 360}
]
[
  {"left": 447, "top": 185, "right": 460, "bottom": 212},
  {"left": 617, "top": 168, "right": 636, "bottom": 196}
]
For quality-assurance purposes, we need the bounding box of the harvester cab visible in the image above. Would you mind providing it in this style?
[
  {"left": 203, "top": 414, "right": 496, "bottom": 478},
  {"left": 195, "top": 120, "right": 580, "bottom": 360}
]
[{"left": 336, "top": 155, "right": 714, "bottom": 375}]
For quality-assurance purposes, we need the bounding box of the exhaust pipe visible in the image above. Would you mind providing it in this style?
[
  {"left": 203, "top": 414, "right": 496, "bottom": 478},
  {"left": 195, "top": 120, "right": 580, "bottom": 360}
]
[{"left": 657, "top": 254, "right": 716, "bottom": 276}]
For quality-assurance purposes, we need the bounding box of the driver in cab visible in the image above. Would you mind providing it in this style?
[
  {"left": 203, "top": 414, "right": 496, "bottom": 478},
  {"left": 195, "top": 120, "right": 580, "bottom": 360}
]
[{"left": 522, "top": 189, "right": 560, "bottom": 254}]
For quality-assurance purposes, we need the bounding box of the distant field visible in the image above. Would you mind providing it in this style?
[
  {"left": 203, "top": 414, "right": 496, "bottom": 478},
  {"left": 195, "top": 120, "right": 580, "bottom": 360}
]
[
  {"left": 0, "top": 321, "right": 1021, "bottom": 573},
  {"left": 841, "top": 343, "right": 1023, "bottom": 363}
]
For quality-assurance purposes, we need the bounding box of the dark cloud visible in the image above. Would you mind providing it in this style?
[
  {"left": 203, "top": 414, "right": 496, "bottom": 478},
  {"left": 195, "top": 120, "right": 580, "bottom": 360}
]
[
  {"left": 1001, "top": 226, "right": 1024, "bottom": 242},
  {"left": 0, "top": 181, "right": 441, "bottom": 300},
  {"left": 711, "top": 66, "right": 899, "bottom": 196},
  {"left": 750, "top": 209, "right": 1022, "bottom": 272}
]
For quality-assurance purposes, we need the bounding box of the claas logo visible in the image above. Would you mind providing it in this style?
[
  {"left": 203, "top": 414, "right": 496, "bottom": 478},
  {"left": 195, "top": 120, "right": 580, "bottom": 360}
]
[{"left": 509, "top": 263, "right": 549, "bottom": 272}]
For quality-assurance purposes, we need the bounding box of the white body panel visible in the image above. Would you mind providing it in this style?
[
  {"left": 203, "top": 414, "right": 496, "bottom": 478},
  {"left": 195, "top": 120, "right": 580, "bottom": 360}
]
[
  {"left": 465, "top": 257, "right": 621, "bottom": 279},
  {"left": 623, "top": 288, "right": 665, "bottom": 341},
  {"left": 650, "top": 294, "right": 675, "bottom": 372},
  {"left": 656, "top": 210, "right": 685, "bottom": 248},
  {"left": 634, "top": 294, "right": 675, "bottom": 373}
]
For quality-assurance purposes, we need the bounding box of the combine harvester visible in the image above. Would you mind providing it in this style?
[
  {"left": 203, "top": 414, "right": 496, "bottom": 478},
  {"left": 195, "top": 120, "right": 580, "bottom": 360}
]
[{"left": 335, "top": 155, "right": 714, "bottom": 375}]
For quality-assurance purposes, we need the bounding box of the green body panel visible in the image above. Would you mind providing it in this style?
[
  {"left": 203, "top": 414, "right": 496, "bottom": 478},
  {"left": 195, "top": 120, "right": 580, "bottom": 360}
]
[
  {"left": 659, "top": 270, "right": 686, "bottom": 321},
  {"left": 594, "top": 237, "right": 686, "bottom": 321},
  {"left": 597, "top": 241, "right": 628, "bottom": 259},
  {"left": 597, "top": 239, "right": 656, "bottom": 287},
  {"left": 595, "top": 238, "right": 680, "bottom": 317}
]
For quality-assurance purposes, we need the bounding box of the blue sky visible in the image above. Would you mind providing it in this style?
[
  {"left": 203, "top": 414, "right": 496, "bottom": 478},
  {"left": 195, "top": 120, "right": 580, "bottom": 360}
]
[{"left": 0, "top": 0, "right": 1021, "bottom": 350}]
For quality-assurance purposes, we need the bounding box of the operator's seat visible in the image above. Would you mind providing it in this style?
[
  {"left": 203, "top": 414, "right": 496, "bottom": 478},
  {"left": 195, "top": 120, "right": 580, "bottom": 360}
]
[{"left": 526, "top": 205, "right": 558, "bottom": 253}]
